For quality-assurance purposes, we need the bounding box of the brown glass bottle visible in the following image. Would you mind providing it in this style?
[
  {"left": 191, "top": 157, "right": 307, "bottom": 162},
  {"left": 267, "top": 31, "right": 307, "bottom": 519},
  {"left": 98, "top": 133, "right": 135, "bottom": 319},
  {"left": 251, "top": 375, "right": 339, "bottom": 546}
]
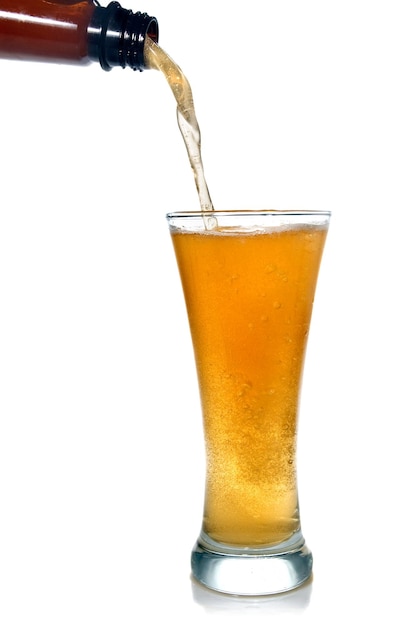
[{"left": 0, "top": 0, "right": 158, "bottom": 70}]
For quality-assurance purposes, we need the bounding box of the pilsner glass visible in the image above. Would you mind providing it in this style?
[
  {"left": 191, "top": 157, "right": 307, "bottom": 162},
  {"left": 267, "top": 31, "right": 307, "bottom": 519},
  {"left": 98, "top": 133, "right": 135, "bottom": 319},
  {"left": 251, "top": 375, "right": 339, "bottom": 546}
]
[{"left": 167, "top": 210, "right": 330, "bottom": 595}]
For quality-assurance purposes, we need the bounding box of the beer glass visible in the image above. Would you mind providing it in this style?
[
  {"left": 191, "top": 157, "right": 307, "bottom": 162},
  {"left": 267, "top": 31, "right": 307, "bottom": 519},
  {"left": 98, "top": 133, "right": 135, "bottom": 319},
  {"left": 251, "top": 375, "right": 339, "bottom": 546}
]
[{"left": 167, "top": 210, "right": 330, "bottom": 595}]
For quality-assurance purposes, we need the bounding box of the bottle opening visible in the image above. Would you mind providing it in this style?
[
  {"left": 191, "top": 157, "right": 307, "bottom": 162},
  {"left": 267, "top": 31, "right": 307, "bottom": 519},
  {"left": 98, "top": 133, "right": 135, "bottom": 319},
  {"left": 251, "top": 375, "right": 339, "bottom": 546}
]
[{"left": 88, "top": 1, "right": 159, "bottom": 71}]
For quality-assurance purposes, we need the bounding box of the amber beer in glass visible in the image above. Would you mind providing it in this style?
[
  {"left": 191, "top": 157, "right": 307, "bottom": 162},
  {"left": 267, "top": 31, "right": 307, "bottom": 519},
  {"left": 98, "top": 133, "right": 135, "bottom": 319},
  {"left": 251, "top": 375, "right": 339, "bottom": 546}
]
[{"left": 167, "top": 210, "right": 330, "bottom": 595}]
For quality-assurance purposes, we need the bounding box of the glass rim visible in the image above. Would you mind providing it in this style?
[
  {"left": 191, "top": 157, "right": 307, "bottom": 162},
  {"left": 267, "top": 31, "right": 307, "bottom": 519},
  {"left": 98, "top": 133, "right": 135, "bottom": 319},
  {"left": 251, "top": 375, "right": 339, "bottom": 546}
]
[{"left": 166, "top": 209, "right": 331, "bottom": 220}]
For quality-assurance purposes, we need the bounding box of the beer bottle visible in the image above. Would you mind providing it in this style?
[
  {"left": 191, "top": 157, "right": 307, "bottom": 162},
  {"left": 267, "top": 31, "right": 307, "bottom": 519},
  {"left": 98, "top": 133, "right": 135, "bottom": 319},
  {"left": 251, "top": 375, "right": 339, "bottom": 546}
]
[{"left": 0, "top": 0, "right": 159, "bottom": 71}]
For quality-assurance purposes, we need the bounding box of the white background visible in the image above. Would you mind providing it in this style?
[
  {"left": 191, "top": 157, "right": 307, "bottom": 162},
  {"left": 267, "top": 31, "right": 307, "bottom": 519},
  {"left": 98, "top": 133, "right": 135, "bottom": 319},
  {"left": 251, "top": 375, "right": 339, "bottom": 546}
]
[{"left": 1, "top": 1, "right": 418, "bottom": 624}]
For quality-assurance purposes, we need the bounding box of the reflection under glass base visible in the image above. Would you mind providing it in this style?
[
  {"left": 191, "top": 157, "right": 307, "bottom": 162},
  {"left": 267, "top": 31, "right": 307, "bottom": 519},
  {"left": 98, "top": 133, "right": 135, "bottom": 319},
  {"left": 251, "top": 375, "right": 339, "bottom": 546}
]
[{"left": 191, "top": 531, "right": 313, "bottom": 596}]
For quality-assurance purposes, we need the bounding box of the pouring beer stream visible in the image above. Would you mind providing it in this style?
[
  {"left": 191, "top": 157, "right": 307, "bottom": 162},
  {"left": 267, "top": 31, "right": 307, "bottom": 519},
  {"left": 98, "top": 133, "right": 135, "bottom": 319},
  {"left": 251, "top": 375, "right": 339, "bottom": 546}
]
[{"left": 145, "top": 36, "right": 216, "bottom": 227}]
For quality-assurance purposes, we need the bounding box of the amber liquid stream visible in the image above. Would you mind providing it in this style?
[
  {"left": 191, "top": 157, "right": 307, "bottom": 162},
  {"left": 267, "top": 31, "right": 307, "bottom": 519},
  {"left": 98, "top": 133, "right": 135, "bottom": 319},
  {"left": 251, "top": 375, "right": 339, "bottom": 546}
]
[{"left": 144, "top": 36, "right": 215, "bottom": 218}]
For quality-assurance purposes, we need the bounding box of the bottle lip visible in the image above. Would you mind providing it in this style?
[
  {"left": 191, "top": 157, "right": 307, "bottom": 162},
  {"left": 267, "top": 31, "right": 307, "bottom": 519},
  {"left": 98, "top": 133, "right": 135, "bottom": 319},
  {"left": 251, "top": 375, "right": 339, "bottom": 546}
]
[{"left": 88, "top": 1, "right": 159, "bottom": 71}]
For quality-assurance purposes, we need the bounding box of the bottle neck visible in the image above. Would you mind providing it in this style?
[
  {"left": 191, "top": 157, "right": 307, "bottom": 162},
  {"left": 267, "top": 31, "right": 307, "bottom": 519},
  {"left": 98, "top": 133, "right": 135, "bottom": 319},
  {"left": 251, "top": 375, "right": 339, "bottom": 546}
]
[{"left": 87, "top": 1, "right": 159, "bottom": 71}]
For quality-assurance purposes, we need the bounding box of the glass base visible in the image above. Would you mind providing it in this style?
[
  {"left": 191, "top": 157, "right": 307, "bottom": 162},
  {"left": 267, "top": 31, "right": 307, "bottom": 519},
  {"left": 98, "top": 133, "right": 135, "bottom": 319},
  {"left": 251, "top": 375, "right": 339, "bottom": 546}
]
[{"left": 191, "top": 533, "right": 313, "bottom": 596}]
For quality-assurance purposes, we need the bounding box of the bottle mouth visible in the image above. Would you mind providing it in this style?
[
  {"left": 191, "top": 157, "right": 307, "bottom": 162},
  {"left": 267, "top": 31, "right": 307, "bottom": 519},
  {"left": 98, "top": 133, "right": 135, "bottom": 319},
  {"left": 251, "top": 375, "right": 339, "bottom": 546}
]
[
  {"left": 88, "top": 1, "right": 159, "bottom": 71},
  {"left": 145, "top": 15, "right": 159, "bottom": 44}
]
